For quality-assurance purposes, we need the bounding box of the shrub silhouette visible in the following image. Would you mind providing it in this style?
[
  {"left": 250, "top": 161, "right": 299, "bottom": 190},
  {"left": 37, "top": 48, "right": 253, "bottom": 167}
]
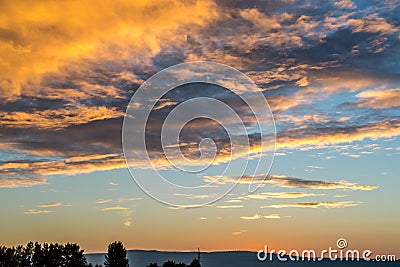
[
  {"left": 149, "top": 258, "right": 200, "bottom": 267},
  {"left": 104, "top": 241, "right": 129, "bottom": 267}
]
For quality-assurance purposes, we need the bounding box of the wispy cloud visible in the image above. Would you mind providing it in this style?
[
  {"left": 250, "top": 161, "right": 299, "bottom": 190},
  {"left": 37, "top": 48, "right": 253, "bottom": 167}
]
[
  {"left": 232, "top": 230, "right": 247, "bottom": 236},
  {"left": 240, "top": 192, "right": 323, "bottom": 200},
  {"left": 39, "top": 203, "right": 62, "bottom": 208},
  {"left": 123, "top": 220, "right": 132, "bottom": 227},
  {"left": 240, "top": 214, "right": 284, "bottom": 220},
  {"left": 24, "top": 209, "right": 53, "bottom": 215},
  {"left": 102, "top": 206, "right": 130, "bottom": 211},
  {"left": 216, "top": 205, "right": 244, "bottom": 209},
  {"left": 117, "top": 198, "right": 143, "bottom": 202},
  {"left": 96, "top": 199, "right": 113, "bottom": 204},
  {"left": 206, "top": 174, "right": 378, "bottom": 191},
  {"left": 262, "top": 201, "right": 361, "bottom": 209}
]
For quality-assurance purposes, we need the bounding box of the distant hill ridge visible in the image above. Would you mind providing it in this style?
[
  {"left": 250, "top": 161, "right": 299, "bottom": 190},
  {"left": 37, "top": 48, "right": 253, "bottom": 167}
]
[{"left": 85, "top": 249, "right": 399, "bottom": 267}]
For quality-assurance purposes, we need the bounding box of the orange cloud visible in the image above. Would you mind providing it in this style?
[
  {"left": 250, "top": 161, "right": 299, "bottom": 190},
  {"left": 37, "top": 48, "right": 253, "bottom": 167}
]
[
  {"left": 0, "top": 176, "right": 46, "bottom": 188},
  {"left": 0, "top": 0, "right": 218, "bottom": 100},
  {"left": 0, "top": 106, "right": 123, "bottom": 129}
]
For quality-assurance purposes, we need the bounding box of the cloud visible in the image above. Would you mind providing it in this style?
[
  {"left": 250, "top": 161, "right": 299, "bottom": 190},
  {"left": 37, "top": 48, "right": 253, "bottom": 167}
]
[
  {"left": 96, "top": 199, "right": 113, "bottom": 204},
  {"left": 102, "top": 206, "right": 130, "bottom": 211},
  {"left": 0, "top": 176, "right": 46, "bottom": 188},
  {"left": 262, "top": 201, "right": 361, "bottom": 209},
  {"left": 307, "top": 165, "right": 323, "bottom": 169},
  {"left": 267, "top": 176, "right": 378, "bottom": 190},
  {"left": 216, "top": 205, "right": 244, "bottom": 209},
  {"left": 1, "top": 0, "right": 400, "bottom": 189},
  {"left": 0, "top": 0, "right": 218, "bottom": 100},
  {"left": 232, "top": 230, "right": 247, "bottom": 236},
  {"left": 240, "top": 214, "right": 283, "bottom": 220},
  {"left": 276, "top": 120, "right": 400, "bottom": 150},
  {"left": 116, "top": 198, "right": 143, "bottom": 202},
  {"left": 239, "top": 8, "right": 281, "bottom": 31},
  {"left": 24, "top": 209, "right": 53, "bottom": 215},
  {"left": 123, "top": 220, "right": 132, "bottom": 227},
  {"left": 0, "top": 106, "right": 124, "bottom": 129},
  {"left": 355, "top": 89, "right": 400, "bottom": 109},
  {"left": 39, "top": 203, "right": 62, "bottom": 208},
  {"left": 349, "top": 14, "right": 398, "bottom": 35},
  {"left": 206, "top": 174, "right": 378, "bottom": 191},
  {"left": 0, "top": 153, "right": 127, "bottom": 187},
  {"left": 334, "top": 0, "right": 355, "bottom": 9},
  {"left": 240, "top": 192, "right": 323, "bottom": 200}
]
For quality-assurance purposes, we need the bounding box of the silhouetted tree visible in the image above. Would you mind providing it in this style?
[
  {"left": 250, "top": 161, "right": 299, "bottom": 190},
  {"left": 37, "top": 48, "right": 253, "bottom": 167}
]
[
  {"left": 63, "top": 243, "right": 88, "bottom": 267},
  {"left": 17, "top": 242, "right": 34, "bottom": 266},
  {"left": 104, "top": 241, "right": 129, "bottom": 267},
  {"left": 146, "top": 263, "right": 159, "bottom": 267},
  {"left": 0, "top": 246, "right": 18, "bottom": 267}
]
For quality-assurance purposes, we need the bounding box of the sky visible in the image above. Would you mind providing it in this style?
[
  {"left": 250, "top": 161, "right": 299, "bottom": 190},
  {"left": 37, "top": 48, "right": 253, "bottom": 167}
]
[{"left": 0, "top": 0, "right": 399, "bottom": 257}]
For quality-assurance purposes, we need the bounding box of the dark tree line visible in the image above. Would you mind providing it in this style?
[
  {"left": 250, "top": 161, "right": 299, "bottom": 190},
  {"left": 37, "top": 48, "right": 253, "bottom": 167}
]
[
  {"left": 0, "top": 241, "right": 128, "bottom": 267},
  {"left": 0, "top": 242, "right": 88, "bottom": 267},
  {"left": 1, "top": 241, "right": 200, "bottom": 267}
]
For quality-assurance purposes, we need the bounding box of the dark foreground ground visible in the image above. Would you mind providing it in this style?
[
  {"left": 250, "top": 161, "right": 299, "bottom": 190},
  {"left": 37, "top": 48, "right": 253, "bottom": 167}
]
[{"left": 85, "top": 250, "right": 399, "bottom": 267}]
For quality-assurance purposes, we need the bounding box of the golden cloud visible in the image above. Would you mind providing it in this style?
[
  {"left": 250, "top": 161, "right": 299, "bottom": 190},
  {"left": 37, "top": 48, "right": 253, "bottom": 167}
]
[
  {"left": 240, "top": 213, "right": 283, "bottom": 220},
  {"left": 0, "top": 0, "right": 218, "bottom": 100},
  {"left": 102, "top": 206, "right": 130, "bottom": 211},
  {"left": 96, "top": 199, "right": 113, "bottom": 204},
  {"left": 39, "top": 202, "right": 62, "bottom": 208},
  {"left": 0, "top": 106, "right": 123, "bottom": 129}
]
